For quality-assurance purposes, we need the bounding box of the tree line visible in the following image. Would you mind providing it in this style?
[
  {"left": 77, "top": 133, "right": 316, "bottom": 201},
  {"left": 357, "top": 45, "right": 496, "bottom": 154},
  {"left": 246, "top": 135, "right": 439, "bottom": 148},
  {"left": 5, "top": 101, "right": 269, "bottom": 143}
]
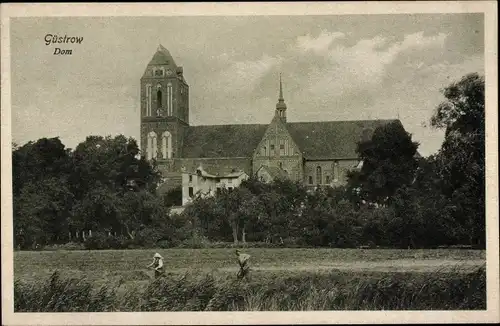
[{"left": 12, "top": 73, "right": 485, "bottom": 249}]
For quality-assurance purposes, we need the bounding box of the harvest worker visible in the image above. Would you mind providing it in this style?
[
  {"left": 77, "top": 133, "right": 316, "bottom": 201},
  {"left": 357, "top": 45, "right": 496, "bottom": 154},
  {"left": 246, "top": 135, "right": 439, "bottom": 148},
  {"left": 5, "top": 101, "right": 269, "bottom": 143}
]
[
  {"left": 147, "top": 253, "right": 165, "bottom": 279},
  {"left": 235, "top": 249, "right": 251, "bottom": 280}
]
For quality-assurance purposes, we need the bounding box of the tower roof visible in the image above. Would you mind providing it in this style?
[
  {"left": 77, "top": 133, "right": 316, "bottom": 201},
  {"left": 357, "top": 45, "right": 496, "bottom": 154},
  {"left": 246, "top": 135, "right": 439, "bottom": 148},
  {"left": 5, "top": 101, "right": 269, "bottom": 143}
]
[
  {"left": 276, "top": 74, "right": 287, "bottom": 111},
  {"left": 148, "top": 44, "right": 177, "bottom": 66}
]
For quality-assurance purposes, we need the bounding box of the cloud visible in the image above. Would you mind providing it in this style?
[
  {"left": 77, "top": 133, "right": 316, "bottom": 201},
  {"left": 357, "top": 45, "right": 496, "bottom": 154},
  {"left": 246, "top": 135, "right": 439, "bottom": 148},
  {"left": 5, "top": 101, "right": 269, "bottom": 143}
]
[
  {"left": 301, "top": 31, "right": 448, "bottom": 98},
  {"left": 295, "top": 30, "right": 346, "bottom": 54},
  {"left": 209, "top": 54, "right": 283, "bottom": 94}
]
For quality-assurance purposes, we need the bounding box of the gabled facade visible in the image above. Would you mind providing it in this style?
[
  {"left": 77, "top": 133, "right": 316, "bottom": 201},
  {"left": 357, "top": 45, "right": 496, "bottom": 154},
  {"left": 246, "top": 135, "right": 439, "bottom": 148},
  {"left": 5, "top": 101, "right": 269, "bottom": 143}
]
[{"left": 141, "top": 46, "right": 406, "bottom": 196}]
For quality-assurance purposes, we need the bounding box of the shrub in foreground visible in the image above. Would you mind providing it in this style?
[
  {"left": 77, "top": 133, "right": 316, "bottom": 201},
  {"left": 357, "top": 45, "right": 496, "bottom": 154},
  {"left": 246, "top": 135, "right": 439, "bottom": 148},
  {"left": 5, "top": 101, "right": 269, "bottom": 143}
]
[{"left": 14, "top": 266, "right": 486, "bottom": 311}]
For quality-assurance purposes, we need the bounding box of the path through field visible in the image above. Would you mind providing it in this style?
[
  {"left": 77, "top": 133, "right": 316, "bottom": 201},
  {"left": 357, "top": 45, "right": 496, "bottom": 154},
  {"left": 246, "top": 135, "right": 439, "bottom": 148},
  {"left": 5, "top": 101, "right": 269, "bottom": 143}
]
[
  {"left": 155, "top": 259, "right": 484, "bottom": 275},
  {"left": 14, "top": 248, "right": 486, "bottom": 282},
  {"left": 216, "top": 259, "right": 484, "bottom": 273}
]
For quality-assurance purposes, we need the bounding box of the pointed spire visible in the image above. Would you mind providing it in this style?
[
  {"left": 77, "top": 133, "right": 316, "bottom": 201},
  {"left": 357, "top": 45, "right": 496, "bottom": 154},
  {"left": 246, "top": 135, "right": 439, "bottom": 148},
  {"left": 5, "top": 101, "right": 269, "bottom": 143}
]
[
  {"left": 276, "top": 73, "right": 287, "bottom": 111},
  {"left": 279, "top": 73, "right": 284, "bottom": 101},
  {"left": 275, "top": 73, "right": 287, "bottom": 121}
]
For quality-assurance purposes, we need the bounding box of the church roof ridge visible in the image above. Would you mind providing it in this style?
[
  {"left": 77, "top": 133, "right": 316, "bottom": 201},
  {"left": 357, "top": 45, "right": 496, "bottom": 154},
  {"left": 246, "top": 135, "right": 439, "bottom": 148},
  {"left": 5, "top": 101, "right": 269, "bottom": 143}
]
[
  {"left": 286, "top": 118, "right": 399, "bottom": 125},
  {"left": 188, "top": 122, "right": 268, "bottom": 128}
]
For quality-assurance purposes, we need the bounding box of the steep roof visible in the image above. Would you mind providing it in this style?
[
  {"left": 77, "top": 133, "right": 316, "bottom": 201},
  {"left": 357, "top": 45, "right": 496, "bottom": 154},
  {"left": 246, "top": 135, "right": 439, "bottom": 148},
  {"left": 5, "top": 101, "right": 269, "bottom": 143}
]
[
  {"left": 148, "top": 44, "right": 178, "bottom": 66},
  {"left": 287, "top": 119, "right": 399, "bottom": 159},
  {"left": 184, "top": 166, "right": 246, "bottom": 178},
  {"left": 258, "top": 166, "right": 289, "bottom": 180},
  {"left": 182, "top": 124, "right": 268, "bottom": 158},
  {"left": 181, "top": 119, "right": 401, "bottom": 160}
]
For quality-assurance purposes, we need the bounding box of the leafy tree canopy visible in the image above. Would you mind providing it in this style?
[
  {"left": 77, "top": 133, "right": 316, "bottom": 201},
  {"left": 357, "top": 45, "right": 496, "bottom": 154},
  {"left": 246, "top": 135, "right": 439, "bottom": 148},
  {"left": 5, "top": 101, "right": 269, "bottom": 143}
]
[{"left": 347, "top": 121, "right": 419, "bottom": 205}]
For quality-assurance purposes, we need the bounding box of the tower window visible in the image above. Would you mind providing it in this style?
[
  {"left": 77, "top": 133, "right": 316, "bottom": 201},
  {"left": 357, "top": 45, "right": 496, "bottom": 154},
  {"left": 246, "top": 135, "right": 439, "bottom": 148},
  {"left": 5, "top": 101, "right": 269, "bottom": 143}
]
[
  {"left": 261, "top": 146, "right": 267, "bottom": 156},
  {"left": 279, "top": 142, "right": 285, "bottom": 156},
  {"left": 189, "top": 175, "right": 193, "bottom": 182},
  {"left": 145, "top": 84, "right": 152, "bottom": 116},
  {"left": 156, "top": 89, "right": 163, "bottom": 113},
  {"left": 316, "top": 166, "right": 322, "bottom": 184},
  {"left": 167, "top": 83, "right": 173, "bottom": 116},
  {"left": 154, "top": 69, "right": 164, "bottom": 76},
  {"left": 188, "top": 187, "right": 194, "bottom": 197},
  {"left": 161, "top": 131, "right": 172, "bottom": 159},
  {"left": 308, "top": 176, "right": 313, "bottom": 185},
  {"left": 147, "top": 131, "right": 158, "bottom": 160},
  {"left": 326, "top": 175, "right": 331, "bottom": 184},
  {"left": 270, "top": 144, "right": 275, "bottom": 156},
  {"left": 278, "top": 162, "right": 283, "bottom": 169}
]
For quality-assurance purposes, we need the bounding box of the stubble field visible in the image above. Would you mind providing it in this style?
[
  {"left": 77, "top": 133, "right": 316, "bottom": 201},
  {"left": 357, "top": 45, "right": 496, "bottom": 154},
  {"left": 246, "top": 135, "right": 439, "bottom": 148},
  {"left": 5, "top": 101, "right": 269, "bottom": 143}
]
[{"left": 13, "top": 248, "right": 486, "bottom": 311}]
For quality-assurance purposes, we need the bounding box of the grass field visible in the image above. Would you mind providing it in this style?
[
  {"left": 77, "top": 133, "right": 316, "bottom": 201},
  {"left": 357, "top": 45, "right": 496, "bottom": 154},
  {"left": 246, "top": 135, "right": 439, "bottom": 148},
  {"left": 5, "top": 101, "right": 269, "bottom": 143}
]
[{"left": 13, "top": 248, "right": 486, "bottom": 311}]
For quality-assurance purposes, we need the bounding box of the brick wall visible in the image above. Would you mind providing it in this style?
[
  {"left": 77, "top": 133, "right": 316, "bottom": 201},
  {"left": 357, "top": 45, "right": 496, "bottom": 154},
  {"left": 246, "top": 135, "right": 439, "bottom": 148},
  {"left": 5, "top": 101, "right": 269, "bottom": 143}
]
[
  {"left": 253, "top": 157, "right": 303, "bottom": 181},
  {"left": 303, "top": 159, "right": 358, "bottom": 186}
]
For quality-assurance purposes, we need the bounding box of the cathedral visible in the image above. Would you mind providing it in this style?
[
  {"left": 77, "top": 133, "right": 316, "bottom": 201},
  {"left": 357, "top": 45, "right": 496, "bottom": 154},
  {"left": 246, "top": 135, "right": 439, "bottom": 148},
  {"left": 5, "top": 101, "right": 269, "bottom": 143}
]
[{"left": 140, "top": 45, "right": 403, "bottom": 197}]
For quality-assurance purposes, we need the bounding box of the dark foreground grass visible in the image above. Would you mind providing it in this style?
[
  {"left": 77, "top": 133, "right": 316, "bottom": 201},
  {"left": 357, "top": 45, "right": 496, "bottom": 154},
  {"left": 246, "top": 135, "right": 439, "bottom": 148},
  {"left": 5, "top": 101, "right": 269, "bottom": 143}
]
[{"left": 14, "top": 265, "right": 486, "bottom": 311}]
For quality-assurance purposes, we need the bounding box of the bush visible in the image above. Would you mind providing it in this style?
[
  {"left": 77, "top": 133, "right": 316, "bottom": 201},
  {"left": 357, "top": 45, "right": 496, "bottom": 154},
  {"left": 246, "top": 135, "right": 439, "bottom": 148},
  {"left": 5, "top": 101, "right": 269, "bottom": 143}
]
[
  {"left": 83, "top": 232, "right": 110, "bottom": 250},
  {"left": 14, "top": 271, "right": 119, "bottom": 312},
  {"left": 83, "top": 232, "right": 131, "bottom": 250},
  {"left": 43, "top": 242, "right": 85, "bottom": 251}
]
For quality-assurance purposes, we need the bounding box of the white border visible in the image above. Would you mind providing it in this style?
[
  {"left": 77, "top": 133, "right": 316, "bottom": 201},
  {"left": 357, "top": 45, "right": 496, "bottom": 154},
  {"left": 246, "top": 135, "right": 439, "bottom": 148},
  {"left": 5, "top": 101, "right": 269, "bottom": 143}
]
[{"left": 1, "top": 2, "right": 498, "bottom": 325}]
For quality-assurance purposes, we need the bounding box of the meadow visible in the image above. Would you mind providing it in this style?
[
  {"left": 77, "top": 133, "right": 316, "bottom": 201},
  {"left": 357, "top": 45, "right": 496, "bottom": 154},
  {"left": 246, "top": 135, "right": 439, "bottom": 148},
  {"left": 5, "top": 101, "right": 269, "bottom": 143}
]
[{"left": 13, "top": 248, "right": 486, "bottom": 311}]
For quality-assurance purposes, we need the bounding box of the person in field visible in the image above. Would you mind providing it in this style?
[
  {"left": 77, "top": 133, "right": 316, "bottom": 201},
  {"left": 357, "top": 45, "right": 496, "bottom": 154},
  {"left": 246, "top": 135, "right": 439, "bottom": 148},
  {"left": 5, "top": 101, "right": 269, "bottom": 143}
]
[
  {"left": 235, "top": 249, "right": 251, "bottom": 280},
  {"left": 147, "top": 252, "right": 165, "bottom": 279}
]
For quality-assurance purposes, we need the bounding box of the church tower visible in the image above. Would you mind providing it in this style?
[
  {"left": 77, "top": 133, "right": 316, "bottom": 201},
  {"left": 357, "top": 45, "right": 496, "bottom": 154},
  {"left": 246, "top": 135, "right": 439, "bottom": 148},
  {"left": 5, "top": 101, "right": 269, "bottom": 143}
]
[
  {"left": 140, "top": 45, "right": 189, "bottom": 167},
  {"left": 275, "top": 73, "right": 287, "bottom": 122}
]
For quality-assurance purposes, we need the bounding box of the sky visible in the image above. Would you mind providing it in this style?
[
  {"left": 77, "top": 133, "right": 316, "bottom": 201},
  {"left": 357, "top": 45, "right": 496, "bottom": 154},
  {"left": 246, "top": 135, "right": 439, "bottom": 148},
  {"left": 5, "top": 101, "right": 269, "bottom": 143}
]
[{"left": 10, "top": 14, "right": 484, "bottom": 157}]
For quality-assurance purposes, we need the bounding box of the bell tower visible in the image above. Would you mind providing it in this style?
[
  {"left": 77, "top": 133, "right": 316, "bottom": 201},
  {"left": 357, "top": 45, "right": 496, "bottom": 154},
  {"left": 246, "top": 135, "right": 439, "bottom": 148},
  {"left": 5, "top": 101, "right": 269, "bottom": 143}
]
[
  {"left": 140, "top": 45, "right": 189, "bottom": 167},
  {"left": 275, "top": 73, "right": 287, "bottom": 122}
]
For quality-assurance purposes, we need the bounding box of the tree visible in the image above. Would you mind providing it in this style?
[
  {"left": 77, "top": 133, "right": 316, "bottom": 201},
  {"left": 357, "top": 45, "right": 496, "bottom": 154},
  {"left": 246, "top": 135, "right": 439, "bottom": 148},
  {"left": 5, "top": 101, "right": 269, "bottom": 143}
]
[
  {"left": 213, "top": 187, "right": 240, "bottom": 244},
  {"left": 347, "top": 121, "right": 419, "bottom": 205},
  {"left": 237, "top": 189, "right": 266, "bottom": 243},
  {"left": 12, "top": 138, "right": 73, "bottom": 246},
  {"left": 163, "top": 186, "right": 182, "bottom": 207},
  {"left": 430, "top": 73, "right": 485, "bottom": 247},
  {"left": 68, "top": 135, "right": 162, "bottom": 234}
]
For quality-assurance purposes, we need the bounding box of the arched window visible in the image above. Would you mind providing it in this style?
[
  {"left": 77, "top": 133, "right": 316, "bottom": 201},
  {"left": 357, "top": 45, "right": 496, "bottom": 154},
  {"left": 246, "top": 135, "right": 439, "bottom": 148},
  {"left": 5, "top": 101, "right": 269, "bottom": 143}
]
[
  {"left": 332, "top": 161, "right": 339, "bottom": 181},
  {"left": 278, "top": 162, "right": 283, "bottom": 169},
  {"left": 270, "top": 143, "right": 275, "bottom": 156},
  {"left": 361, "top": 128, "right": 373, "bottom": 142},
  {"left": 279, "top": 140, "right": 285, "bottom": 156},
  {"left": 167, "top": 83, "right": 173, "bottom": 116},
  {"left": 161, "top": 131, "right": 172, "bottom": 159},
  {"left": 156, "top": 89, "right": 163, "bottom": 113},
  {"left": 261, "top": 146, "right": 267, "bottom": 156},
  {"left": 147, "top": 131, "right": 158, "bottom": 160},
  {"left": 145, "top": 84, "right": 152, "bottom": 116},
  {"left": 316, "top": 166, "right": 322, "bottom": 184}
]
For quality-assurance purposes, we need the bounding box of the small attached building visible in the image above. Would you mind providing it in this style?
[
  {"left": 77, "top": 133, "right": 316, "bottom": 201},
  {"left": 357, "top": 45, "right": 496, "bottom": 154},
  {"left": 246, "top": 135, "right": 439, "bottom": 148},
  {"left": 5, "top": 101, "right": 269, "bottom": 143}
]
[{"left": 181, "top": 166, "right": 249, "bottom": 205}]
